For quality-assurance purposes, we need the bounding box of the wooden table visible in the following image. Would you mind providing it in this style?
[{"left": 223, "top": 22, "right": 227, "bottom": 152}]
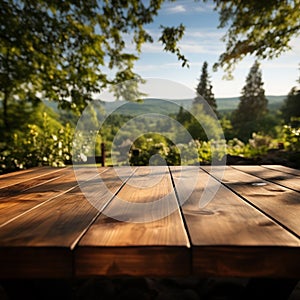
[{"left": 0, "top": 165, "right": 299, "bottom": 279}]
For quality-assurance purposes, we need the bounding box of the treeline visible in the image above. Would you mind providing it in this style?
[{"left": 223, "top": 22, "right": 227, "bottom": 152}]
[
  {"left": 118, "top": 61, "right": 300, "bottom": 167},
  {"left": 2, "top": 0, "right": 300, "bottom": 173},
  {"left": 0, "top": 61, "right": 299, "bottom": 173}
]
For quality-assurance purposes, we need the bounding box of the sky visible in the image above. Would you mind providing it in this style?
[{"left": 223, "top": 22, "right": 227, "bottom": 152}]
[{"left": 122, "top": 0, "right": 300, "bottom": 98}]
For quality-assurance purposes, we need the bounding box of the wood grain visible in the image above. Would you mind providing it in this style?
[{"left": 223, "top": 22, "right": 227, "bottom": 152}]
[
  {"left": 233, "top": 165, "right": 300, "bottom": 192},
  {"left": 76, "top": 247, "right": 190, "bottom": 277},
  {"left": 202, "top": 165, "right": 300, "bottom": 238},
  {"left": 172, "top": 166, "right": 300, "bottom": 246},
  {"left": 75, "top": 166, "right": 190, "bottom": 277},
  {"left": 262, "top": 164, "right": 300, "bottom": 176},
  {"left": 171, "top": 166, "right": 300, "bottom": 277},
  {"left": 0, "top": 166, "right": 299, "bottom": 279},
  {"left": 193, "top": 246, "right": 300, "bottom": 278},
  {"left": 0, "top": 167, "right": 67, "bottom": 197},
  {"left": 0, "top": 167, "right": 99, "bottom": 227},
  {"left": 0, "top": 167, "right": 63, "bottom": 189},
  {"left": 0, "top": 167, "right": 41, "bottom": 179},
  {"left": 0, "top": 167, "right": 129, "bottom": 278}
]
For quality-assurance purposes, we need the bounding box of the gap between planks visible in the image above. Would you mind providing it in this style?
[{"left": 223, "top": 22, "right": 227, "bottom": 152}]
[
  {"left": 201, "top": 165, "right": 300, "bottom": 240},
  {"left": 0, "top": 167, "right": 107, "bottom": 229},
  {"left": 0, "top": 167, "right": 66, "bottom": 190},
  {"left": 0, "top": 167, "right": 135, "bottom": 278},
  {"left": 75, "top": 166, "right": 190, "bottom": 277},
  {"left": 232, "top": 165, "right": 300, "bottom": 193}
]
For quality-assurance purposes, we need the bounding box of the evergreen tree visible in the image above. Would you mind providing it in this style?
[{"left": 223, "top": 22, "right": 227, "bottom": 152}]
[
  {"left": 231, "top": 61, "right": 268, "bottom": 141},
  {"left": 281, "top": 74, "right": 300, "bottom": 126},
  {"left": 194, "top": 62, "right": 218, "bottom": 115},
  {"left": 176, "top": 106, "right": 191, "bottom": 126}
]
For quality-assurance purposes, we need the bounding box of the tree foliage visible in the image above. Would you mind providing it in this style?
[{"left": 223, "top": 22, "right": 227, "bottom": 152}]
[
  {"left": 1, "top": 0, "right": 300, "bottom": 171},
  {"left": 231, "top": 61, "right": 268, "bottom": 140},
  {"left": 175, "top": 103, "right": 222, "bottom": 142},
  {"left": 1, "top": 0, "right": 188, "bottom": 130},
  {"left": 159, "top": 23, "right": 189, "bottom": 67},
  {"left": 194, "top": 61, "right": 217, "bottom": 114},
  {"left": 281, "top": 86, "right": 300, "bottom": 126},
  {"left": 1, "top": 0, "right": 299, "bottom": 129},
  {"left": 0, "top": 107, "right": 73, "bottom": 173},
  {"left": 213, "top": 0, "right": 300, "bottom": 75}
]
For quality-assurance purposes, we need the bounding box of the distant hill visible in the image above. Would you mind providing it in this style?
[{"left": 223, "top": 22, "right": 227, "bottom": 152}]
[
  {"left": 216, "top": 95, "right": 286, "bottom": 112},
  {"left": 101, "top": 95, "right": 286, "bottom": 115},
  {"left": 265, "top": 95, "right": 287, "bottom": 111},
  {"left": 102, "top": 98, "right": 192, "bottom": 116},
  {"left": 38, "top": 95, "right": 286, "bottom": 118}
]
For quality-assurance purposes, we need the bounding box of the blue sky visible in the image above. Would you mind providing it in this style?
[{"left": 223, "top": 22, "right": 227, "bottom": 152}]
[{"left": 128, "top": 0, "right": 300, "bottom": 98}]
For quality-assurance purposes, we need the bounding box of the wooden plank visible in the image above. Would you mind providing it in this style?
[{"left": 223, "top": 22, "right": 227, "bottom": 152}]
[
  {"left": 173, "top": 167, "right": 300, "bottom": 246},
  {"left": 75, "top": 166, "right": 190, "bottom": 277},
  {"left": 76, "top": 247, "right": 189, "bottom": 277},
  {"left": 193, "top": 247, "right": 300, "bottom": 278},
  {"left": 0, "top": 167, "right": 40, "bottom": 179},
  {"left": 233, "top": 165, "right": 300, "bottom": 192},
  {"left": 0, "top": 247, "right": 71, "bottom": 278},
  {"left": 202, "top": 165, "right": 300, "bottom": 238},
  {"left": 0, "top": 167, "right": 129, "bottom": 278},
  {"left": 262, "top": 164, "right": 300, "bottom": 177},
  {"left": 0, "top": 167, "right": 63, "bottom": 189},
  {"left": 0, "top": 167, "right": 67, "bottom": 197},
  {"left": 171, "top": 166, "right": 300, "bottom": 278},
  {"left": 0, "top": 167, "right": 98, "bottom": 227}
]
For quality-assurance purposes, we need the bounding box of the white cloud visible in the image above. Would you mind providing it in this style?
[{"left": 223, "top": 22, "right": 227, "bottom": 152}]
[
  {"left": 166, "top": 5, "right": 186, "bottom": 14},
  {"left": 194, "top": 6, "right": 205, "bottom": 12},
  {"left": 139, "top": 35, "right": 224, "bottom": 55},
  {"left": 141, "top": 43, "right": 163, "bottom": 53},
  {"left": 139, "top": 42, "right": 220, "bottom": 56},
  {"left": 134, "top": 62, "right": 182, "bottom": 72},
  {"left": 180, "top": 42, "right": 221, "bottom": 54},
  {"left": 185, "top": 30, "right": 225, "bottom": 39},
  {"left": 162, "top": 0, "right": 215, "bottom": 14},
  {"left": 181, "top": 43, "right": 207, "bottom": 54},
  {"left": 261, "top": 62, "right": 298, "bottom": 70},
  {"left": 162, "top": 1, "right": 215, "bottom": 15}
]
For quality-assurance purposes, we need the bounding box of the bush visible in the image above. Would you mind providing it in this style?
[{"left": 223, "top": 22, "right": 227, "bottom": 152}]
[{"left": 0, "top": 113, "right": 74, "bottom": 174}]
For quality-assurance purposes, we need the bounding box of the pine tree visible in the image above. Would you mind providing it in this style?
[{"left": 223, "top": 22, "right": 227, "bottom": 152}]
[
  {"left": 232, "top": 61, "right": 268, "bottom": 140},
  {"left": 281, "top": 73, "right": 300, "bottom": 126},
  {"left": 194, "top": 62, "right": 218, "bottom": 115},
  {"left": 176, "top": 106, "right": 191, "bottom": 126},
  {"left": 238, "top": 61, "right": 268, "bottom": 120}
]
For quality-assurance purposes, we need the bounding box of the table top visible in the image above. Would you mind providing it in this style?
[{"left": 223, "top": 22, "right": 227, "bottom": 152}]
[{"left": 0, "top": 165, "right": 299, "bottom": 279}]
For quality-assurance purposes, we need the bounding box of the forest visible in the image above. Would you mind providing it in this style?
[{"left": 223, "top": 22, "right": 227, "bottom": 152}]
[{"left": 1, "top": 0, "right": 300, "bottom": 173}]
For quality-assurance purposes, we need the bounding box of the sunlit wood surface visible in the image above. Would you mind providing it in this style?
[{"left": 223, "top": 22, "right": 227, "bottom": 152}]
[{"left": 0, "top": 165, "right": 299, "bottom": 278}]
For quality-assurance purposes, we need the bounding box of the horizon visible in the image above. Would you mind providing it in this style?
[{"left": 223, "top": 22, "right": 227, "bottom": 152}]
[
  {"left": 99, "top": 94, "right": 287, "bottom": 102},
  {"left": 96, "top": 78, "right": 289, "bottom": 102}
]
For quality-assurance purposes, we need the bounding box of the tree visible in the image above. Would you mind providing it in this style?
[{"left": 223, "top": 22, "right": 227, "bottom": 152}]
[
  {"left": 213, "top": 0, "right": 300, "bottom": 76},
  {"left": 0, "top": 103, "right": 73, "bottom": 173},
  {"left": 0, "top": 0, "right": 187, "bottom": 132},
  {"left": 1, "top": 0, "right": 299, "bottom": 135},
  {"left": 194, "top": 61, "right": 217, "bottom": 115},
  {"left": 281, "top": 74, "right": 300, "bottom": 126},
  {"left": 187, "top": 103, "right": 222, "bottom": 141},
  {"left": 176, "top": 106, "right": 191, "bottom": 126},
  {"left": 231, "top": 61, "right": 268, "bottom": 140}
]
